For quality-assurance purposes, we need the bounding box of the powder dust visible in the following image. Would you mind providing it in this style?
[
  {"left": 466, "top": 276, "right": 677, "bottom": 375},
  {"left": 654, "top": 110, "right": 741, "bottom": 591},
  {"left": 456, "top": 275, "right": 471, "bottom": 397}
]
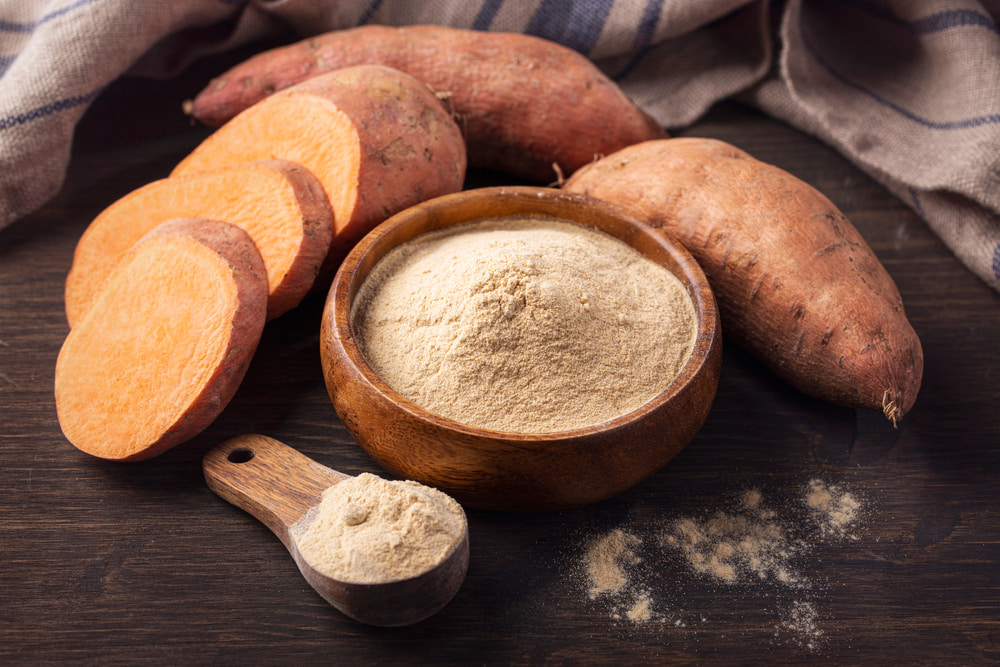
[
  {"left": 294, "top": 473, "right": 466, "bottom": 584},
  {"left": 351, "top": 217, "right": 697, "bottom": 433},
  {"left": 778, "top": 600, "right": 824, "bottom": 651},
  {"left": 581, "top": 529, "right": 656, "bottom": 623},
  {"left": 575, "top": 479, "right": 867, "bottom": 651},
  {"left": 584, "top": 528, "right": 641, "bottom": 599},
  {"left": 804, "top": 479, "right": 863, "bottom": 539},
  {"left": 663, "top": 488, "right": 804, "bottom": 587}
]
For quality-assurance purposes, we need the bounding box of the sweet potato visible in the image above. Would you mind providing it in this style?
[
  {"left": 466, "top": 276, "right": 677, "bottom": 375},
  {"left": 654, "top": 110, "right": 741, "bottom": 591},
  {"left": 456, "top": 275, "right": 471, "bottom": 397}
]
[
  {"left": 64, "top": 159, "right": 333, "bottom": 327},
  {"left": 563, "top": 137, "right": 923, "bottom": 423},
  {"left": 183, "top": 25, "right": 665, "bottom": 183},
  {"left": 174, "top": 64, "right": 467, "bottom": 264},
  {"left": 55, "top": 218, "right": 268, "bottom": 461}
]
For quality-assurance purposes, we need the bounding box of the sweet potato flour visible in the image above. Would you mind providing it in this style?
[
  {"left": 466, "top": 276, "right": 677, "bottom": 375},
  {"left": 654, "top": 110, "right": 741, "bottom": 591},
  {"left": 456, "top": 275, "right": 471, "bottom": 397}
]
[{"left": 351, "top": 217, "right": 697, "bottom": 433}]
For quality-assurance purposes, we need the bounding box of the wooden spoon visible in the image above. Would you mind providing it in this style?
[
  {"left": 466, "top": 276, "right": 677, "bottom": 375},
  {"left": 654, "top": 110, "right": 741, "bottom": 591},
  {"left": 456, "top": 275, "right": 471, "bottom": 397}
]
[{"left": 202, "top": 433, "right": 470, "bottom": 626}]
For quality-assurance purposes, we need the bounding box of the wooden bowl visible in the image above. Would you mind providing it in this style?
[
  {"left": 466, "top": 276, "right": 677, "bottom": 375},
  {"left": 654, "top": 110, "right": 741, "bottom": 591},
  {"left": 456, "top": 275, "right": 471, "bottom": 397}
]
[{"left": 320, "top": 186, "right": 722, "bottom": 512}]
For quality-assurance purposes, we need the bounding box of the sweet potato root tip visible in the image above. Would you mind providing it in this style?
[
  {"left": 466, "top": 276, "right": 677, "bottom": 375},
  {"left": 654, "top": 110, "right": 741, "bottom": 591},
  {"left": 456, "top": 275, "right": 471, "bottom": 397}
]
[
  {"left": 173, "top": 65, "right": 467, "bottom": 267},
  {"left": 184, "top": 25, "right": 664, "bottom": 182},
  {"left": 549, "top": 162, "right": 566, "bottom": 188},
  {"left": 563, "top": 137, "right": 923, "bottom": 420},
  {"left": 64, "top": 159, "right": 333, "bottom": 327},
  {"left": 55, "top": 219, "right": 268, "bottom": 461},
  {"left": 882, "top": 390, "right": 901, "bottom": 427}
]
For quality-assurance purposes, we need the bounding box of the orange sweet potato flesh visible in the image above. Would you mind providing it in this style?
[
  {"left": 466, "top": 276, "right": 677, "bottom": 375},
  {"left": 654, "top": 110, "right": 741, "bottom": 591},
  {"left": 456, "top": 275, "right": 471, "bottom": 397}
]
[
  {"left": 55, "top": 218, "right": 268, "bottom": 461},
  {"left": 64, "top": 159, "right": 333, "bottom": 327},
  {"left": 174, "top": 64, "right": 467, "bottom": 268},
  {"left": 183, "top": 25, "right": 665, "bottom": 183},
  {"left": 563, "top": 137, "right": 923, "bottom": 422}
]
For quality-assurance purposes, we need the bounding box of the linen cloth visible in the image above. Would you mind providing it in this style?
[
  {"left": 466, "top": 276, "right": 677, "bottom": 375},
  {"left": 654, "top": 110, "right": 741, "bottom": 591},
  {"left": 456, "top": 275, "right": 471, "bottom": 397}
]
[{"left": 2, "top": 0, "right": 999, "bottom": 293}]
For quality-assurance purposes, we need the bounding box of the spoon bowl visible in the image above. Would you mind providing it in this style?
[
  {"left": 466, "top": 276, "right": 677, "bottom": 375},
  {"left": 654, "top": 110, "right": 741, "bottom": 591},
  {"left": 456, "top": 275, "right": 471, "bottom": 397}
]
[{"left": 202, "top": 434, "right": 469, "bottom": 627}]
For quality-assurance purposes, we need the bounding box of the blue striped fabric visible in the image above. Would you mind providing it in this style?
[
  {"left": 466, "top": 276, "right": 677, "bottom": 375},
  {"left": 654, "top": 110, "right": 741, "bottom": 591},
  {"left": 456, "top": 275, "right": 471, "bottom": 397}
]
[
  {"left": 0, "top": 0, "right": 247, "bottom": 34},
  {"left": 907, "top": 187, "right": 927, "bottom": 221},
  {"left": 0, "top": 18, "right": 32, "bottom": 33},
  {"left": 0, "top": 0, "right": 101, "bottom": 33},
  {"left": 828, "top": 0, "right": 998, "bottom": 35},
  {"left": 799, "top": 18, "right": 1000, "bottom": 130},
  {"left": 358, "top": 0, "right": 387, "bottom": 25},
  {"left": 615, "top": 0, "right": 666, "bottom": 80},
  {"left": 0, "top": 0, "right": 247, "bottom": 136},
  {"left": 912, "top": 9, "right": 999, "bottom": 34},
  {"left": 471, "top": 0, "right": 506, "bottom": 30},
  {"left": 524, "top": 0, "right": 616, "bottom": 54},
  {"left": 0, "top": 87, "right": 103, "bottom": 131},
  {"left": 471, "top": 0, "right": 665, "bottom": 80}
]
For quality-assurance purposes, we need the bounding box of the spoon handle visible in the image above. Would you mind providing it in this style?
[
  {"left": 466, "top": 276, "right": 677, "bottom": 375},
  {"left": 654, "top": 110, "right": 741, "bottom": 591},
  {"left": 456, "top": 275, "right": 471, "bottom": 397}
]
[{"left": 202, "top": 434, "right": 350, "bottom": 549}]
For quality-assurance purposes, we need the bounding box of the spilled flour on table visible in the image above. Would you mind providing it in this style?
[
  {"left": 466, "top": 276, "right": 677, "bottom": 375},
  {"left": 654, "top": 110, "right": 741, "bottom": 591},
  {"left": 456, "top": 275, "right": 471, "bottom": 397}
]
[
  {"left": 581, "top": 528, "right": 655, "bottom": 622},
  {"left": 575, "top": 479, "right": 868, "bottom": 651},
  {"left": 805, "top": 479, "right": 863, "bottom": 539},
  {"left": 583, "top": 528, "right": 641, "bottom": 599},
  {"left": 779, "top": 600, "right": 823, "bottom": 651},
  {"left": 663, "top": 487, "right": 804, "bottom": 587}
]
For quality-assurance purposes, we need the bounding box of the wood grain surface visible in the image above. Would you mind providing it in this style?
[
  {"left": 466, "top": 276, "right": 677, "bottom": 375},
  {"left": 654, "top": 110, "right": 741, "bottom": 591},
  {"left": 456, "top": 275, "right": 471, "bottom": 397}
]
[{"left": 2, "top": 45, "right": 999, "bottom": 665}]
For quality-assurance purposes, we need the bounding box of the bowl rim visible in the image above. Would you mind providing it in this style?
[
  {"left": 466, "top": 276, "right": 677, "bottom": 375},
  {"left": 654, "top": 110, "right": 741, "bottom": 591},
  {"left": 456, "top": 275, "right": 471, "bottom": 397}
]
[{"left": 326, "top": 185, "right": 719, "bottom": 442}]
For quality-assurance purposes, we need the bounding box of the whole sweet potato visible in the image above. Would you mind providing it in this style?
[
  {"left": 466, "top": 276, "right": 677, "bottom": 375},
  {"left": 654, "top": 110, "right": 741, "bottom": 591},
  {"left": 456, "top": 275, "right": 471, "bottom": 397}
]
[
  {"left": 563, "top": 137, "right": 923, "bottom": 423},
  {"left": 184, "top": 24, "right": 665, "bottom": 183}
]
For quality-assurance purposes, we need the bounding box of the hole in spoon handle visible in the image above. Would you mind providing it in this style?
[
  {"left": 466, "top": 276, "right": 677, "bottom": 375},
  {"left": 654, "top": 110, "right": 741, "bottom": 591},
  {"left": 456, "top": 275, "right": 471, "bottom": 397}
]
[
  {"left": 226, "top": 447, "right": 255, "bottom": 464},
  {"left": 202, "top": 434, "right": 349, "bottom": 548}
]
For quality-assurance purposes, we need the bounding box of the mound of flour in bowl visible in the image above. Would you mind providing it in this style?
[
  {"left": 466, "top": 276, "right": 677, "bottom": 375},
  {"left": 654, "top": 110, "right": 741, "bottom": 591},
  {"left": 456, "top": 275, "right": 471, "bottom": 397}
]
[{"left": 350, "top": 217, "right": 697, "bottom": 433}]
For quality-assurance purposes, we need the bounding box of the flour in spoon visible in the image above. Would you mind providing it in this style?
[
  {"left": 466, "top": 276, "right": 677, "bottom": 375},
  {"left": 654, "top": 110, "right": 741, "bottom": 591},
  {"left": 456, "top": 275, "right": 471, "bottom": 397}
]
[{"left": 294, "top": 473, "right": 466, "bottom": 584}]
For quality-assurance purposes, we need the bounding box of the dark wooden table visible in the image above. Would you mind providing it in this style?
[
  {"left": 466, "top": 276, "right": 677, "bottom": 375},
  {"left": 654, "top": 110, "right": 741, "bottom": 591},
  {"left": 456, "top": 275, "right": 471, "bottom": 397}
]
[{"left": 3, "top": 46, "right": 999, "bottom": 666}]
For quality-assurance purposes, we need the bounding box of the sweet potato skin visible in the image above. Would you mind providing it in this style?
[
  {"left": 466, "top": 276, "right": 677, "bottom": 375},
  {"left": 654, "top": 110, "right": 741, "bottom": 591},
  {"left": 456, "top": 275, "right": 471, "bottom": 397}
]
[
  {"left": 175, "top": 65, "right": 467, "bottom": 270},
  {"left": 55, "top": 218, "right": 268, "bottom": 462},
  {"left": 184, "top": 25, "right": 666, "bottom": 183},
  {"left": 563, "top": 137, "right": 923, "bottom": 421}
]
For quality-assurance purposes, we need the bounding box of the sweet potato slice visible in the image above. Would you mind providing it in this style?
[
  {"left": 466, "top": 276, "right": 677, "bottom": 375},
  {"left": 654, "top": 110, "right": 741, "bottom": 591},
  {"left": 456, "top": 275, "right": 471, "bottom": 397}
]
[
  {"left": 55, "top": 218, "right": 268, "bottom": 461},
  {"left": 64, "top": 159, "right": 332, "bottom": 327},
  {"left": 173, "top": 64, "right": 467, "bottom": 262},
  {"left": 563, "top": 137, "right": 923, "bottom": 422},
  {"left": 184, "top": 24, "right": 666, "bottom": 182}
]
